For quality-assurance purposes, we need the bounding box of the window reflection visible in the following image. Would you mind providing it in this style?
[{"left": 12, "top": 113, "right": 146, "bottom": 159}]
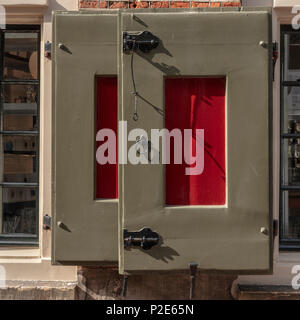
[
  {"left": 282, "top": 87, "right": 300, "bottom": 133},
  {"left": 0, "top": 27, "right": 40, "bottom": 241},
  {"left": 4, "top": 32, "right": 38, "bottom": 80},
  {"left": 2, "top": 84, "right": 38, "bottom": 131},
  {"left": 282, "top": 138, "right": 300, "bottom": 185},
  {"left": 2, "top": 187, "right": 37, "bottom": 235},
  {"left": 282, "top": 191, "right": 300, "bottom": 240},
  {"left": 2, "top": 136, "right": 37, "bottom": 183},
  {"left": 281, "top": 28, "right": 300, "bottom": 247}
]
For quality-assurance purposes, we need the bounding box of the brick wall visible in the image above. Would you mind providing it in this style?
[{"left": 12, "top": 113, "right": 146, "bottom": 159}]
[
  {"left": 76, "top": 267, "right": 237, "bottom": 300},
  {"left": 79, "top": 0, "right": 241, "bottom": 9}
]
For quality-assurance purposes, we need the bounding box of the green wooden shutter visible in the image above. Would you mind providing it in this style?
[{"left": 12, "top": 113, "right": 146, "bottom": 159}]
[
  {"left": 119, "top": 9, "right": 272, "bottom": 273},
  {"left": 52, "top": 12, "right": 118, "bottom": 264}
]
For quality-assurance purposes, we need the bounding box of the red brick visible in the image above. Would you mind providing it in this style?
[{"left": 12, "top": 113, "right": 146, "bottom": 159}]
[
  {"left": 130, "top": 1, "right": 149, "bottom": 8},
  {"left": 150, "top": 1, "right": 169, "bottom": 8},
  {"left": 99, "top": 1, "right": 108, "bottom": 8},
  {"left": 79, "top": 0, "right": 98, "bottom": 8},
  {"left": 211, "top": 2, "right": 221, "bottom": 7},
  {"left": 79, "top": 0, "right": 240, "bottom": 9},
  {"left": 109, "top": 1, "right": 129, "bottom": 8},
  {"left": 222, "top": 1, "right": 241, "bottom": 7},
  {"left": 170, "top": 1, "right": 189, "bottom": 8},
  {"left": 191, "top": 2, "right": 209, "bottom": 8}
]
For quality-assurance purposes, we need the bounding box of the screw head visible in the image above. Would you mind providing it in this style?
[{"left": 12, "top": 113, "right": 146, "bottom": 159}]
[
  {"left": 259, "top": 41, "right": 268, "bottom": 48},
  {"left": 260, "top": 227, "right": 268, "bottom": 235}
]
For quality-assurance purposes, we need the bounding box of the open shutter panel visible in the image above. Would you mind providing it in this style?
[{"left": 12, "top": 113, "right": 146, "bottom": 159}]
[
  {"left": 119, "top": 10, "right": 272, "bottom": 273},
  {"left": 52, "top": 12, "right": 118, "bottom": 264}
]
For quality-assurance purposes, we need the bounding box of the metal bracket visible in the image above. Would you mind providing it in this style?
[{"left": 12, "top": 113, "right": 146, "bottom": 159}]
[
  {"left": 273, "top": 219, "right": 279, "bottom": 238},
  {"left": 43, "top": 214, "right": 51, "bottom": 230},
  {"left": 189, "top": 262, "right": 198, "bottom": 300},
  {"left": 123, "top": 31, "right": 159, "bottom": 53},
  {"left": 124, "top": 227, "right": 160, "bottom": 250},
  {"left": 44, "top": 41, "right": 51, "bottom": 59},
  {"left": 272, "top": 41, "right": 278, "bottom": 81}
]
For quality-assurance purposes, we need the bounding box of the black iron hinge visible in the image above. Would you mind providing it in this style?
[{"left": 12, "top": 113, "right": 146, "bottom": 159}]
[
  {"left": 124, "top": 227, "right": 160, "bottom": 250},
  {"left": 123, "top": 31, "right": 159, "bottom": 53}
]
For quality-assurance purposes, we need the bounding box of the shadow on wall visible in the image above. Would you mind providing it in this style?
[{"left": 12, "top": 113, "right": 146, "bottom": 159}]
[
  {"left": 44, "top": 0, "right": 76, "bottom": 23},
  {"left": 241, "top": 0, "right": 273, "bottom": 6}
]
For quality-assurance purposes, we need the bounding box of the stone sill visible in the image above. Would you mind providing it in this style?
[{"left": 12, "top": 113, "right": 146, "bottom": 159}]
[
  {"left": 274, "top": 0, "right": 299, "bottom": 7},
  {"left": 0, "top": 280, "right": 77, "bottom": 300},
  {"left": 238, "top": 285, "right": 300, "bottom": 300},
  {"left": 0, "top": 0, "right": 48, "bottom": 6}
]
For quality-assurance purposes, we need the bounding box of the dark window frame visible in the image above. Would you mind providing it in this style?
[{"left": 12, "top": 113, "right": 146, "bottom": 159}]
[
  {"left": 280, "top": 25, "right": 300, "bottom": 250},
  {"left": 0, "top": 25, "right": 40, "bottom": 246}
]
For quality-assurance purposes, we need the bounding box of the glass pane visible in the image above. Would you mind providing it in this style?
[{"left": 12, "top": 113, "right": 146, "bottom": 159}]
[
  {"left": 1, "top": 187, "right": 37, "bottom": 235},
  {"left": 282, "top": 138, "right": 300, "bottom": 185},
  {"left": 2, "top": 84, "right": 38, "bottom": 131},
  {"left": 2, "top": 135, "right": 37, "bottom": 183},
  {"left": 3, "top": 32, "right": 38, "bottom": 80},
  {"left": 282, "top": 190, "right": 300, "bottom": 240},
  {"left": 282, "top": 87, "right": 300, "bottom": 133},
  {"left": 283, "top": 33, "right": 300, "bottom": 82}
]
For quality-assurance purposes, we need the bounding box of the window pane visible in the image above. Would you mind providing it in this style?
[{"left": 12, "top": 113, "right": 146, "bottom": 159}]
[
  {"left": 282, "top": 190, "right": 300, "bottom": 240},
  {"left": 2, "top": 135, "right": 37, "bottom": 183},
  {"left": 282, "top": 87, "right": 300, "bottom": 134},
  {"left": 2, "top": 84, "right": 38, "bottom": 131},
  {"left": 282, "top": 138, "right": 300, "bottom": 185},
  {"left": 1, "top": 187, "right": 37, "bottom": 235},
  {"left": 4, "top": 32, "right": 38, "bottom": 80},
  {"left": 283, "top": 33, "right": 300, "bottom": 82}
]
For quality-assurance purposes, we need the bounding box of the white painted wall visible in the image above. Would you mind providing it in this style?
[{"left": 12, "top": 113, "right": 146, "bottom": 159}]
[
  {"left": 0, "top": 0, "right": 48, "bottom": 5},
  {"left": 0, "top": 0, "right": 77, "bottom": 282},
  {"left": 274, "top": 0, "right": 300, "bottom": 7}
]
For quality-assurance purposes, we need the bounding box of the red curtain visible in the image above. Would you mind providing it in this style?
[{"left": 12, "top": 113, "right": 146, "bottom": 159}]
[
  {"left": 165, "top": 77, "right": 226, "bottom": 205},
  {"left": 96, "top": 77, "right": 118, "bottom": 199}
]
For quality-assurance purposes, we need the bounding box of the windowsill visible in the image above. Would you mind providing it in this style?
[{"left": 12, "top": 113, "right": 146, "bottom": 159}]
[
  {"left": 278, "top": 251, "right": 300, "bottom": 263},
  {"left": 0, "top": 247, "right": 40, "bottom": 259},
  {"left": 0, "top": 0, "right": 48, "bottom": 6},
  {"left": 274, "top": 0, "right": 299, "bottom": 7}
]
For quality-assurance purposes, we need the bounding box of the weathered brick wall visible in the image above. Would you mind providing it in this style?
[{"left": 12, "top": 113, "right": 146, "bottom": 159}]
[
  {"left": 76, "top": 267, "right": 237, "bottom": 300},
  {"left": 76, "top": 0, "right": 241, "bottom": 301},
  {"left": 79, "top": 0, "right": 241, "bottom": 9}
]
